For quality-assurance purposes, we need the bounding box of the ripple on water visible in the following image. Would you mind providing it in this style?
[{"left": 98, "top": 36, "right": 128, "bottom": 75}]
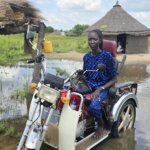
[{"left": 0, "top": 61, "right": 150, "bottom": 150}]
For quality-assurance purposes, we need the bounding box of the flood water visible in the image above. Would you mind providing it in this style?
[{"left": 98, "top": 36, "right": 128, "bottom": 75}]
[
  {"left": 0, "top": 60, "right": 150, "bottom": 150},
  {"left": 0, "top": 60, "right": 82, "bottom": 120}
]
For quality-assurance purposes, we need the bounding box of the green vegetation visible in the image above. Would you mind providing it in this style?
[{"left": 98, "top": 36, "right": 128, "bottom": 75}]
[
  {"left": 0, "top": 107, "right": 5, "bottom": 113},
  {"left": 5, "top": 127, "right": 18, "bottom": 137},
  {"left": 54, "top": 67, "right": 69, "bottom": 77},
  {"left": 0, "top": 33, "right": 88, "bottom": 65},
  {"left": 70, "top": 24, "right": 89, "bottom": 36},
  {"left": 0, "top": 123, "right": 5, "bottom": 133},
  {"left": 1, "top": 33, "right": 150, "bottom": 65},
  {"left": 0, "top": 34, "right": 28, "bottom": 65},
  {"left": 45, "top": 26, "right": 54, "bottom": 33},
  {"left": 0, "top": 117, "right": 27, "bottom": 137},
  {"left": 11, "top": 83, "right": 30, "bottom": 102},
  {"left": 45, "top": 34, "right": 88, "bottom": 53}
]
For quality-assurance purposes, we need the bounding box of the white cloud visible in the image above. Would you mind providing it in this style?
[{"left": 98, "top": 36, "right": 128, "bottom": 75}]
[
  {"left": 36, "top": 0, "right": 49, "bottom": 4},
  {"left": 56, "top": 0, "right": 101, "bottom": 11},
  {"left": 44, "top": 11, "right": 103, "bottom": 30},
  {"left": 31, "top": 0, "right": 150, "bottom": 30},
  {"left": 130, "top": 11, "right": 150, "bottom": 28},
  {"left": 44, "top": 13, "right": 63, "bottom": 26}
]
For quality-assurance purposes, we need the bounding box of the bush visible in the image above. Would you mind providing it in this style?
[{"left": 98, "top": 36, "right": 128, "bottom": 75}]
[{"left": 0, "top": 123, "right": 6, "bottom": 133}]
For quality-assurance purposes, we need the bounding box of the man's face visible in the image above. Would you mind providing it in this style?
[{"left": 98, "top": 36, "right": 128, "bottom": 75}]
[{"left": 88, "top": 31, "right": 100, "bottom": 50}]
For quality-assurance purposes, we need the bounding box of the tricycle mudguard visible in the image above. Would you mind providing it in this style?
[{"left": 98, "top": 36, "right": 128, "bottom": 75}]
[
  {"left": 59, "top": 103, "right": 81, "bottom": 150},
  {"left": 112, "top": 92, "right": 138, "bottom": 121},
  {"left": 59, "top": 92, "right": 83, "bottom": 150}
]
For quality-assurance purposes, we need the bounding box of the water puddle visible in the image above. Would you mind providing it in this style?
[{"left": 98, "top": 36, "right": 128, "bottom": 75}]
[
  {"left": 0, "top": 60, "right": 82, "bottom": 120},
  {"left": 0, "top": 60, "right": 150, "bottom": 150}
]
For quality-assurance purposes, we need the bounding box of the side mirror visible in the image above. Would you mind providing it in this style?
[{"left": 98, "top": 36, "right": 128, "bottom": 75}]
[
  {"left": 97, "top": 64, "right": 106, "bottom": 71},
  {"left": 26, "top": 31, "right": 35, "bottom": 40}
]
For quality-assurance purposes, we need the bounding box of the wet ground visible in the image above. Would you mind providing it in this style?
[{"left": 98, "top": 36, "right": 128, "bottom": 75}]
[{"left": 0, "top": 60, "right": 150, "bottom": 150}]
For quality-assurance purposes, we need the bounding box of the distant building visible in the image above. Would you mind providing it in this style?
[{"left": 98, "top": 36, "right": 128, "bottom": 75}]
[
  {"left": 50, "top": 30, "right": 65, "bottom": 36},
  {"left": 86, "top": 1, "right": 150, "bottom": 54}
]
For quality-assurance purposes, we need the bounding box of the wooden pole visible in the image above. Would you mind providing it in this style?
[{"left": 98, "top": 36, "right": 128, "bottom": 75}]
[
  {"left": 32, "top": 22, "right": 45, "bottom": 83},
  {"left": 24, "top": 32, "right": 32, "bottom": 54}
]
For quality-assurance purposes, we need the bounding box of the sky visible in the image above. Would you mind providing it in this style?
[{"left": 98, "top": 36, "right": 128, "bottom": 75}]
[{"left": 31, "top": 0, "right": 150, "bottom": 30}]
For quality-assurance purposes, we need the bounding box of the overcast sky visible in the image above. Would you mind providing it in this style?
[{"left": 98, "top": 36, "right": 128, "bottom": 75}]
[{"left": 31, "top": 0, "right": 150, "bottom": 30}]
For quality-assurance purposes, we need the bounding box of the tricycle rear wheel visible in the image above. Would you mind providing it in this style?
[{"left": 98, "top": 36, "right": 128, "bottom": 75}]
[{"left": 111, "top": 100, "right": 136, "bottom": 137}]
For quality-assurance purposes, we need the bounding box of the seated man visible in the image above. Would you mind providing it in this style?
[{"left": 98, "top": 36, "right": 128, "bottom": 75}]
[{"left": 83, "top": 29, "right": 117, "bottom": 137}]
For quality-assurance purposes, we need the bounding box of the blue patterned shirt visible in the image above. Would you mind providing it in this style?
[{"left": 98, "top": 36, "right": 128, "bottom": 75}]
[{"left": 83, "top": 50, "right": 116, "bottom": 90}]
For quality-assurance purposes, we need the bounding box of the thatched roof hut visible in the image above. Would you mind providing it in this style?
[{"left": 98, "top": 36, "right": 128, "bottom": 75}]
[
  {"left": 0, "top": 0, "right": 45, "bottom": 56},
  {"left": 0, "top": 0, "right": 43, "bottom": 34},
  {"left": 0, "top": 0, "right": 45, "bottom": 83},
  {"left": 86, "top": 1, "right": 150, "bottom": 54}
]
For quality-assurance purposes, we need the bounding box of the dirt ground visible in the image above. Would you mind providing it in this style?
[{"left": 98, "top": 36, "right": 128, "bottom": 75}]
[{"left": 45, "top": 51, "right": 150, "bottom": 64}]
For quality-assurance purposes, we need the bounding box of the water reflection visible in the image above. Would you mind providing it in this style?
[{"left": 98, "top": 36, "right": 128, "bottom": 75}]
[
  {"left": 0, "top": 61, "right": 149, "bottom": 121},
  {"left": 118, "top": 64, "right": 148, "bottom": 83},
  {"left": 93, "top": 129, "right": 136, "bottom": 150},
  {"left": 0, "top": 60, "right": 82, "bottom": 120},
  {"left": 0, "top": 64, "right": 32, "bottom": 120},
  {"left": 0, "top": 60, "right": 150, "bottom": 150}
]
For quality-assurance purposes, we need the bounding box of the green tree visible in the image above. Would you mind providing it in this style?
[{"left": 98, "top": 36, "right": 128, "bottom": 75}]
[
  {"left": 45, "top": 26, "right": 54, "bottom": 33},
  {"left": 72, "top": 24, "right": 89, "bottom": 36}
]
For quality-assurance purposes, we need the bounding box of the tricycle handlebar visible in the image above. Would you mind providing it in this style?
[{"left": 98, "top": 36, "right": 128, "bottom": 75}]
[{"left": 26, "top": 54, "right": 45, "bottom": 64}]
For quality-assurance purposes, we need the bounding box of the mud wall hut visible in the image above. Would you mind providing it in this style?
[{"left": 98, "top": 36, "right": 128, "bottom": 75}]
[{"left": 86, "top": 2, "right": 150, "bottom": 54}]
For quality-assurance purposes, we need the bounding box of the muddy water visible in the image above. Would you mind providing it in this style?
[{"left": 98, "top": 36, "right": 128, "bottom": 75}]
[
  {"left": 0, "top": 60, "right": 150, "bottom": 150},
  {"left": 94, "top": 64, "right": 150, "bottom": 150},
  {"left": 0, "top": 63, "right": 32, "bottom": 120},
  {"left": 0, "top": 60, "right": 82, "bottom": 120}
]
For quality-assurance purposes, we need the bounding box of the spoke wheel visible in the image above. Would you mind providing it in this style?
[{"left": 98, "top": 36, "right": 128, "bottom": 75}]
[{"left": 111, "top": 100, "right": 136, "bottom": 137}]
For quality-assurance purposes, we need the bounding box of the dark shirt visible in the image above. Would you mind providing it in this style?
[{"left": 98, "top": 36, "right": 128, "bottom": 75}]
[{"left": 83, "top": 50, "right": 116, "bottom": 90}]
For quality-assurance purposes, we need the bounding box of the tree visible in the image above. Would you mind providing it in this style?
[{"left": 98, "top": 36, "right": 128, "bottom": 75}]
[
  {"left": 45, "top": 26, "right": 54, "bottom": 33},
  {"left": 72, "top": 24, "right": 89, "bottom": 36}
]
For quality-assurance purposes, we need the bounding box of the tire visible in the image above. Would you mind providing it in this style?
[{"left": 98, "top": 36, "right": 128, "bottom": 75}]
[{"left": 111, "top": 100, "right": 136, "bottom": 137}]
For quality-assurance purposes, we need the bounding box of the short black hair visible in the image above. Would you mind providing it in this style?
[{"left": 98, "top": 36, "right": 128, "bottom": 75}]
[{"left": 89, "top": 29, "right": 103, "bottom": 49}]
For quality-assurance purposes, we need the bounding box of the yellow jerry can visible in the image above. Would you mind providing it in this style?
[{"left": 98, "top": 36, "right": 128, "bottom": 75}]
[{"left": 43, "top": 40, "right": 53, "bottom": 53}]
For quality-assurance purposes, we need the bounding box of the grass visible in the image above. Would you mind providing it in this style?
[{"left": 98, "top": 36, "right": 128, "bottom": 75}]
[
  {"left": 11, "top": 83, "right": 30, "bottom": 102},
  {"left": 54, "top": 67, "right": 69, "bottom": 77},
  {"left": 0, "top": 123, "right": 5, "bottom": 133},
  {"left": 43, "top": 34, "right": 88, "bottom": 53},
  {"left": 0, "top": 107, "right": 5, "bottom": 113},
  {"left": 0, "top": 117, "right": 27, "bottom": 137},
  {"left": 0, "top": 34, "right": 28, "bottom": 65},
  {"left": 0, "top": 34, "right": 88, "bottom": 65},
  {"left": 0, "top": 33, "right": 150, "bottom": 65}
]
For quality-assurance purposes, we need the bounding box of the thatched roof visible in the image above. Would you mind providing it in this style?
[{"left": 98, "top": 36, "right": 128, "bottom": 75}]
[
  {"left": 86, "top": 2, "right": 150, "bottom": 36},
  {"left": 0, "top": 0, "right": 44, "bottom": 34}
]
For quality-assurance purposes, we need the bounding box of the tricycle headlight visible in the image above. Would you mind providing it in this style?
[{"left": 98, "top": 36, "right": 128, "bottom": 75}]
[{"left": 38, "top": 85, "right": 60, "bottom": 104}]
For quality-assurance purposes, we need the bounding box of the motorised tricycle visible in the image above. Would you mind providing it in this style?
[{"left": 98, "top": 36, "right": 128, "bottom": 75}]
[{"left": 17, "top": 24, "right": 138, "bottom": 150}]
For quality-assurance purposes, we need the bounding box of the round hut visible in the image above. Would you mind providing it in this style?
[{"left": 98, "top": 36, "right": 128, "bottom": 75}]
[{"left": 86, "top": 1, "right": 150, "bottom": 54}]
